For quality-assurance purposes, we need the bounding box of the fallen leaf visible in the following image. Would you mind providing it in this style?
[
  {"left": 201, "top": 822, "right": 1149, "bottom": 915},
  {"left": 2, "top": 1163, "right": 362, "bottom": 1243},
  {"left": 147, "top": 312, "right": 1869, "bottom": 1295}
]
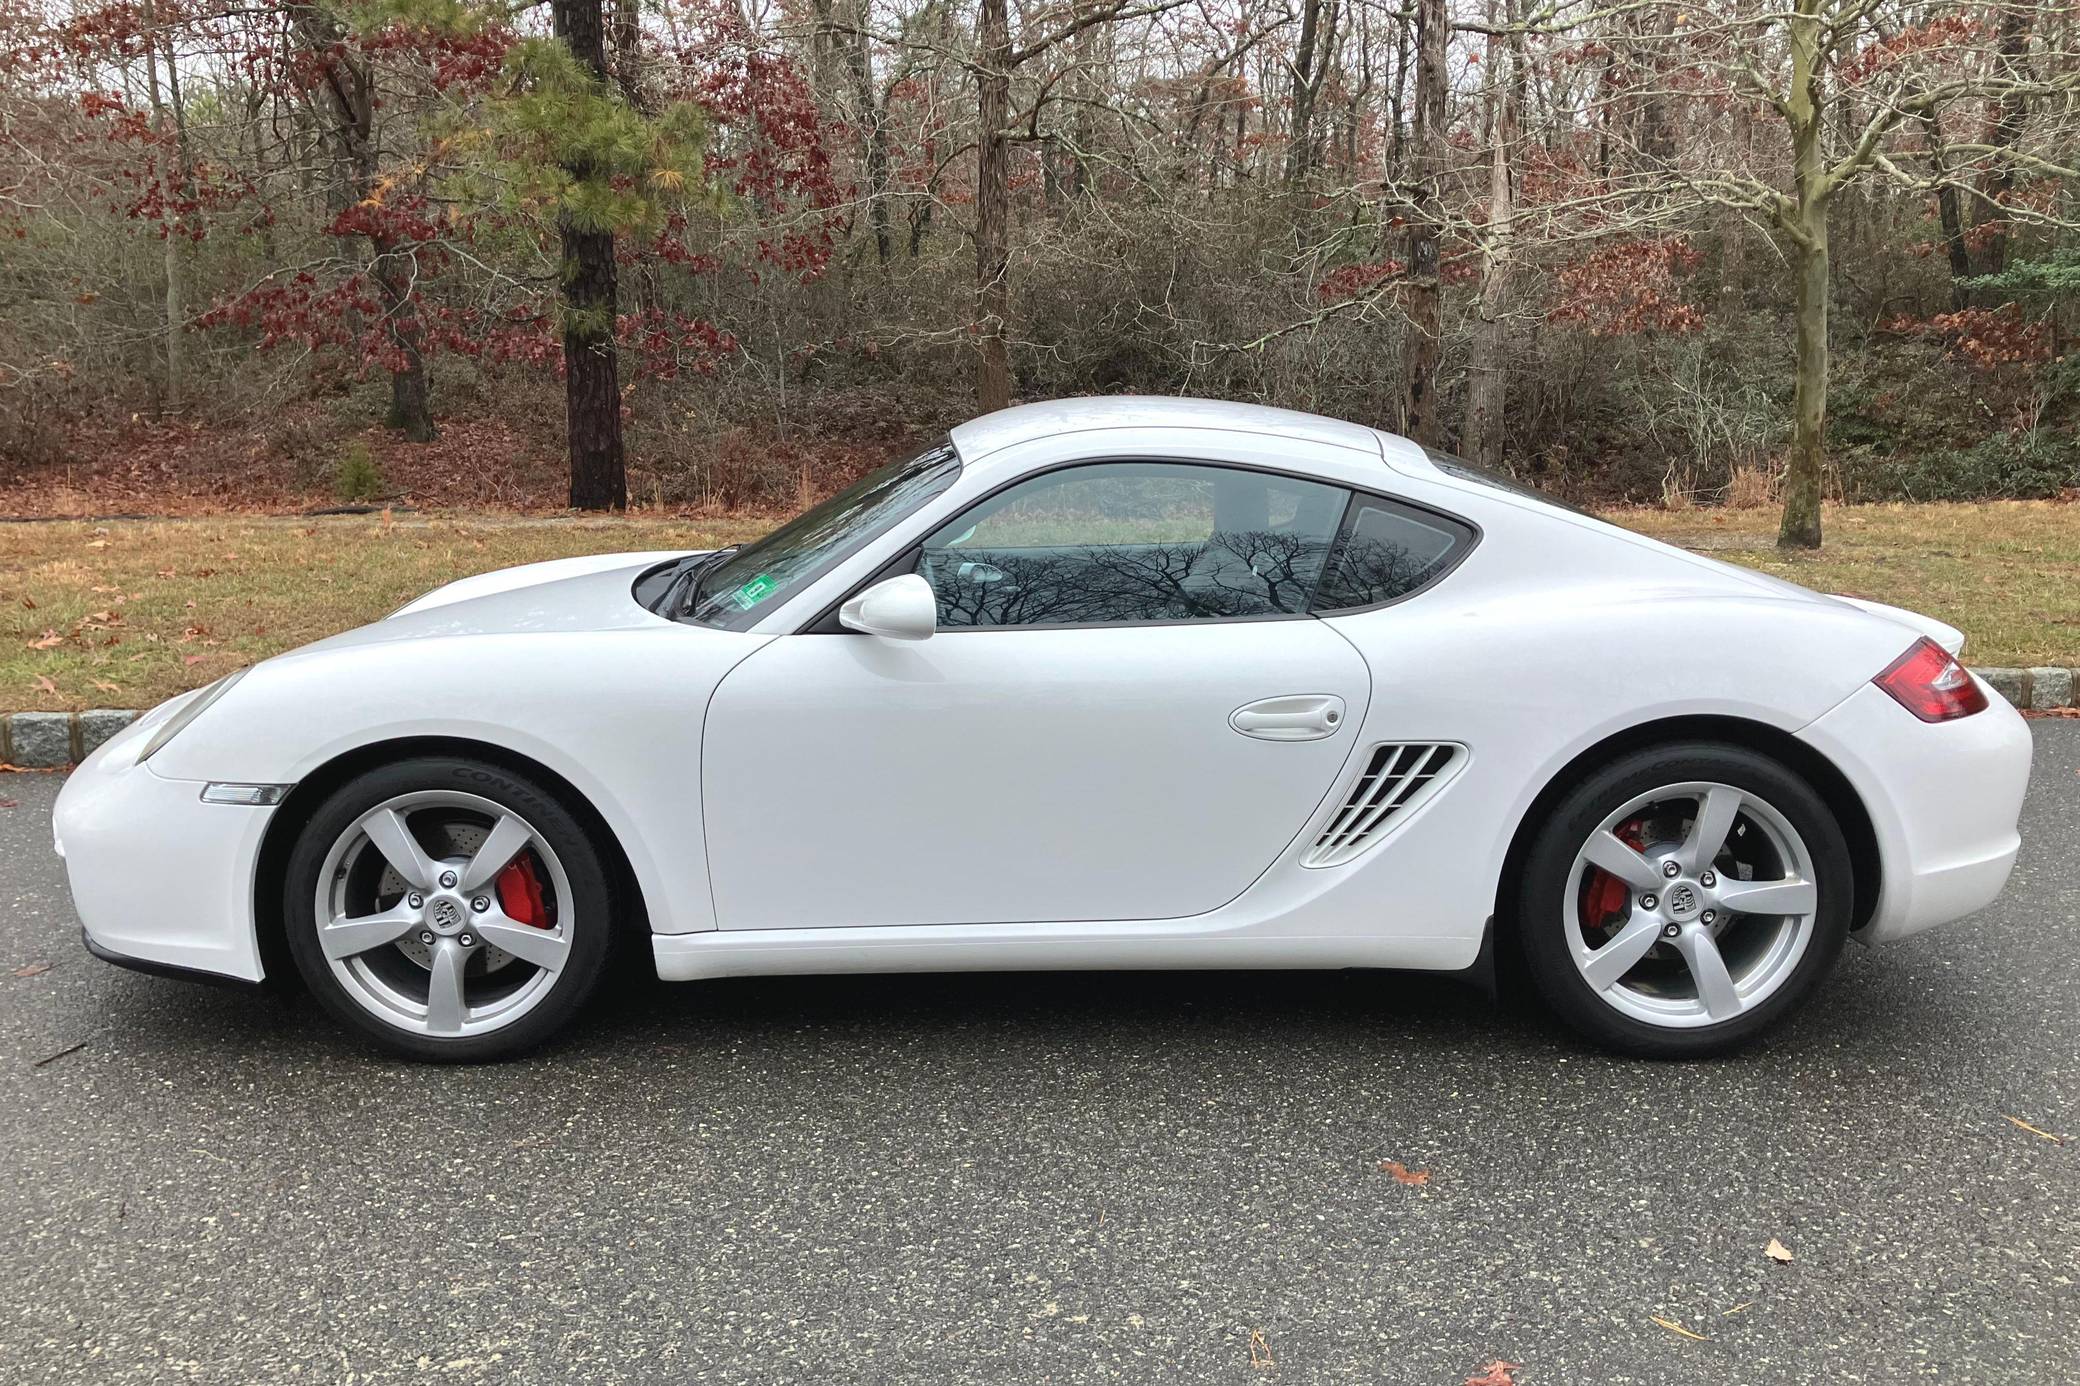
[
  {"left": 28, "top": 629, "right": 64, "bottom": 649},
  {"left": 1248, "top": 1328, "right": 1274, "bottom": 1370},
  {"left": 0, "top": 797, "right": 17, "bottom": 809},
  {"left": 1465, "top": 1361, "right": 1522, "bottom": 1386},
  {"left": 1380, "top": 1160, "right": 1431, "bottom": 1186},
  {"left": 182, "top": 654, "right": 207, "bottom": 667},
  {"left": 1721, "top": 1302, "right": 1753, "bottom": 1317},
  {"left": 1765, "top": 1238, "right": 1794, "bottom": 1263},
  {"left": 14, "top": 960, "right": 52, "bottom": 977},
  {"left": 2004, "top": 1115, "right": 2066, "bottom": 1144},
  {"left": 20, "top": 594, "right": 34, "bottom": 609},
  {"left": 91, "top": 680, "right": 120, "bottom": 694},
  {"left": 1651, "top": 1316, "right": 1710, "bottom": 1342},
  {"left": 34, "top": 675, "right": 57, "bottom": 694}
]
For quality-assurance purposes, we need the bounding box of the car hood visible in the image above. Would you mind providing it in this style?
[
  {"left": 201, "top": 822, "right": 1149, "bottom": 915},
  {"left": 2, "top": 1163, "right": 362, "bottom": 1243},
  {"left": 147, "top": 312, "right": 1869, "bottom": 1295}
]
[
  {"left": 391, "top": 550, "right": 695, "bottom": 617},
  {"left": 300, "top": 551, "right": 700, "bottom": 653}
]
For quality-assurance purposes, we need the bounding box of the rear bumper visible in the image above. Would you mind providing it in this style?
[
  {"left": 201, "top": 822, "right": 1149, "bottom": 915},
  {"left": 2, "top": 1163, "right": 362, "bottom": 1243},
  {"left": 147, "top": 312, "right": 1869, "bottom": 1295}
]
[{"left": 1797, "top": 677, "right": 2032, "bottom": 943}]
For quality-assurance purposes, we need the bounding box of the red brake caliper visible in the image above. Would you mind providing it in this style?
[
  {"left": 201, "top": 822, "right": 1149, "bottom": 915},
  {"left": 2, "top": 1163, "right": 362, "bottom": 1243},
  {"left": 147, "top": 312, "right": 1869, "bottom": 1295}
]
[
  {"left": 1583, "top": 818, "right": 1647, "bottom": 933},
  {"left": 495, "top": 855, "right": 551, "bottom": 928}
]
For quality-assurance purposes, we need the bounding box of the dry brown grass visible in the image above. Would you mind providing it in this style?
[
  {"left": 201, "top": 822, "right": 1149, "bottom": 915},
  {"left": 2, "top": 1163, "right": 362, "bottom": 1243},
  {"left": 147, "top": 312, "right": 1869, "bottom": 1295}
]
[
  {"left": 2, "top": 513, "right": 763, "bottom": 712},
  {"left": 3, "top": 500, "right": 2074, "bottom": 712},
  {"left": 1613, "top": 499, "right": 2080, "bottom": 668}
]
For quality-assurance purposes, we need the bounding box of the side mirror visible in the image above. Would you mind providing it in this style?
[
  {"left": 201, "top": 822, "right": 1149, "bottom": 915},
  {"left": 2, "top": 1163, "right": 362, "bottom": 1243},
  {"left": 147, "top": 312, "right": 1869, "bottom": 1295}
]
[{"left": 839, "top": 573, "right": 937, "bottom": 641}]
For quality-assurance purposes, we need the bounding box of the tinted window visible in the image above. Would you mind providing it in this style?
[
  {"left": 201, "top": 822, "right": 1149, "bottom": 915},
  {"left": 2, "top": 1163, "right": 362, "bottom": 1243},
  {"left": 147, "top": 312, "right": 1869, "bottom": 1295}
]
[
  {"left": 687, "top": 440, "right": 960, "bottom": 629},
  {"left": 1311, "top": 499, "right": 1472, "bottom": 611},
  {"left": 921, "top": 462, "right": 1349, "bottom": 627}
]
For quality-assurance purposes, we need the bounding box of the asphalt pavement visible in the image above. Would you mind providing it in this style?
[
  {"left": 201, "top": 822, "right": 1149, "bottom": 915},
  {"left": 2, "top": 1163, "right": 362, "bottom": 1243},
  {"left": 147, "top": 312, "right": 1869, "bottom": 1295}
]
[{"left": 3, "top": 725, "right": 2077, "bottom": 1384}]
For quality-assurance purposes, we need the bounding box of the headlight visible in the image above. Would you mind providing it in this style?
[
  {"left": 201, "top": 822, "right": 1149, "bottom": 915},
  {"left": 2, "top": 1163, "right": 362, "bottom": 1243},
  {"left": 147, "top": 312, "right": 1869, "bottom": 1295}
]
[{"left": 136, "top": 668, "right": 247, "bottom": 764}]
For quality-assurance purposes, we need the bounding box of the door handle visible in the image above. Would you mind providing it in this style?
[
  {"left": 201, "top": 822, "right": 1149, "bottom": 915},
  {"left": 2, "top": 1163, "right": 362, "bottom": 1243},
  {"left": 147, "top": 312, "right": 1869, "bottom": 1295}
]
[{"left": 1230, "top": 695, "right": 1347, "bottom": 742}]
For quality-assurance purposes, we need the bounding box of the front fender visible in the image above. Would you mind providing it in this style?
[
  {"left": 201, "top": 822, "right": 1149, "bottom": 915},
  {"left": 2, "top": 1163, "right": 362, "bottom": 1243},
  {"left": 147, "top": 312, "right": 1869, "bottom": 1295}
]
[{"left": 144, "top": 623, "right": 771, "bottom": 936}]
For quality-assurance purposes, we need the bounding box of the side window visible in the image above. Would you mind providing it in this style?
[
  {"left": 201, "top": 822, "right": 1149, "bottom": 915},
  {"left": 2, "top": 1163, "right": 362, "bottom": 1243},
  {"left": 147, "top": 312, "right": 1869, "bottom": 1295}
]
[
  {"left": 1311, "top": 498, "right": 1473, "bottom": 612},
  {"left": 920, "top": 462, "right": 1349, "bottom": 627}
]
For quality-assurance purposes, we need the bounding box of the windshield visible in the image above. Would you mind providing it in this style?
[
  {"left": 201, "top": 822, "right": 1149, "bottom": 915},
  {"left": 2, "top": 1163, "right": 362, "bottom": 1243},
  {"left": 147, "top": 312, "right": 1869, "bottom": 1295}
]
[{"left": 685, "top": 438, "right": 962, "bottom": 629}]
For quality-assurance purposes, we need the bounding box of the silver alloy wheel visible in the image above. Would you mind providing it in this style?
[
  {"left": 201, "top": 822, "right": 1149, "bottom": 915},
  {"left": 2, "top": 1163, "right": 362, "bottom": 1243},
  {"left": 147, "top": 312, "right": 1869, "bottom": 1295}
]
[
  {"left": 1563, "top": 781, "right": 1819, "bottom": 1029},
  {"left": 313, "top": 789, "right": 574, "bottom": 1039}
]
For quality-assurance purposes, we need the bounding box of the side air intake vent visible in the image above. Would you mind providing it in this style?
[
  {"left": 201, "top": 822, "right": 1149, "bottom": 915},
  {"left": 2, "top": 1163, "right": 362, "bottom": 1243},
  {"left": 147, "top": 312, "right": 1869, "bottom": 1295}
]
[{"left": 1303, "top": 743, "right": 1465, "bottom": 868}]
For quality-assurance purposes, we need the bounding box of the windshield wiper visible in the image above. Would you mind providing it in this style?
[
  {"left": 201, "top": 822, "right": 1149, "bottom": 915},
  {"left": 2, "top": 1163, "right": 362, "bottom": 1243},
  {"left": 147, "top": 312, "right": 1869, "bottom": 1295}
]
[
  {"left": 683, "top": 544, "right": 743, "bottom": 616},
  {"left": 646, "top": 546, "right": 737, "bottom": 618}
]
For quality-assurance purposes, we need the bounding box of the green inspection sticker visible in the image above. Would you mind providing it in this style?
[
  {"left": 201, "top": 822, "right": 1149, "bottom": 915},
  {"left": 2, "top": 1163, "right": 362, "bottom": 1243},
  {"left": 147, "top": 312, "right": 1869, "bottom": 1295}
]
[{"left": 731, "top": 573, "right": 778, "bottom": 610}]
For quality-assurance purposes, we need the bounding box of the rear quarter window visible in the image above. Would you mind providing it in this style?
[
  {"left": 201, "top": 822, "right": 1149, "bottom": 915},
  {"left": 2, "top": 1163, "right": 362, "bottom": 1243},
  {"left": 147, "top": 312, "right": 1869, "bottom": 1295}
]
[{"left": 1310, "top": 498, "right": 1475, "bottom": 612}]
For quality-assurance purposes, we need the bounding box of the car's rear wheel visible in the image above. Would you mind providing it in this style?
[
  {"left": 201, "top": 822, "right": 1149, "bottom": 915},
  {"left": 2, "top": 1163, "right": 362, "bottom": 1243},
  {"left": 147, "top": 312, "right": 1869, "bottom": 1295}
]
[
  {"left": 283, "top": 757, "right": 615, "bottom": 1061},
  {"left": 1515, "top": 742, "right": 1852, "bottom": 1058}
]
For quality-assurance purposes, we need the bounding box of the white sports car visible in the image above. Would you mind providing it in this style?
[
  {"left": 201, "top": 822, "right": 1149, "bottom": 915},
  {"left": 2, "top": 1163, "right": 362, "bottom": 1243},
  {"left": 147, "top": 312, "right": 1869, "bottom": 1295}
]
[{"left": 55, "top": 398, "right": 2032, "bottom": 1061}]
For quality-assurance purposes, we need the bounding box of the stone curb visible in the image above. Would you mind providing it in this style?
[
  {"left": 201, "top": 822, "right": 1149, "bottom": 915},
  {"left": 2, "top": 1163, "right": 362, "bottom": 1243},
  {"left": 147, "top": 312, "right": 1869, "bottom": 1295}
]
[
  {"left": 4, "top": 665, "right": 2073, "bottom": 770},
  {"left": 2, "top": 709, "right": 137, "bottom": 769}
]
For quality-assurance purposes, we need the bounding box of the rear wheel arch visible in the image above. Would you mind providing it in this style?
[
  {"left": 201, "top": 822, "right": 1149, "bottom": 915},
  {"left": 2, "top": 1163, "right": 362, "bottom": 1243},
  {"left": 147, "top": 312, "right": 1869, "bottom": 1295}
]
[
  {"left": 251, "top": 736, "right": 650, "bottom": 990},
  {"left": 1492, "top": 715, "right": 1880, "bottom": 957}
]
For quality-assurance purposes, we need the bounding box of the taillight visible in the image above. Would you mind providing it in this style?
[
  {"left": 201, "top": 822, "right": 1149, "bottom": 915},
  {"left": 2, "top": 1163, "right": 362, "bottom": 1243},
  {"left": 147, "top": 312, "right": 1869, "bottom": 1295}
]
[{"left": 1873, "top": 637, "right": 1988, "bottom": 722}]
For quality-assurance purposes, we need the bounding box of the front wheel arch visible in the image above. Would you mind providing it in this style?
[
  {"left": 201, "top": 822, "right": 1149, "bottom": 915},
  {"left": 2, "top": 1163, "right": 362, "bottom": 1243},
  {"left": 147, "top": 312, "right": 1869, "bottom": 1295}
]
[
  {"left": 251, "top": 736, "right": 651, "bottom": 991},
  {"left": 1491, "top": 715, "right": 1880, "bottom": 969}
]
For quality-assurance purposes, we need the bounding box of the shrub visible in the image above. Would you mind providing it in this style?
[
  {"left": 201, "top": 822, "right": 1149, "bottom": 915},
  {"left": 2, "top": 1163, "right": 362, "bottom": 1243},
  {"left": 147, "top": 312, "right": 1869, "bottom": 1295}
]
[
  {"left": 333, "top": 441, "right": 386, "bottom": 502},
  {"left": 1842, "top": 429, "right": 2080, "bottom": 501}
]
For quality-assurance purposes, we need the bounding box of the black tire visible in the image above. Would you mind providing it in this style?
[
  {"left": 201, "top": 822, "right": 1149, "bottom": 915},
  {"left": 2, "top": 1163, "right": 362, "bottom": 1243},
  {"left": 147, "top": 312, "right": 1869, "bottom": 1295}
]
[
  {"left": 1514, "top": 741, "right": 1853, "bottom": 1059},
  {"left": 283, "top": 756, "right": 617, "bottom": 1062}
]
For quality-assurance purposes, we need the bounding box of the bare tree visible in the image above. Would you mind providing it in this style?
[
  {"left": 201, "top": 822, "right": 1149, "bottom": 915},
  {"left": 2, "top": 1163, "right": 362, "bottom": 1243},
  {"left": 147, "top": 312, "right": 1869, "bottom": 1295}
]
[{"left": 1398, "top": 0, "right": 1446, "bottom": 445}]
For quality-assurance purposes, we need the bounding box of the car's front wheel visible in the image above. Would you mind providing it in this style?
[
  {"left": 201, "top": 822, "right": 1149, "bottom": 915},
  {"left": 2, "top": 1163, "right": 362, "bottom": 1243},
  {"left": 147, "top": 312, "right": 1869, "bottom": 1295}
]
[
  {"left": 283, "top": 756, "right": 615, "bottom": 1061},
  {"left": 1515, "top": 741, "right": 1853, "bottom": 1059}
]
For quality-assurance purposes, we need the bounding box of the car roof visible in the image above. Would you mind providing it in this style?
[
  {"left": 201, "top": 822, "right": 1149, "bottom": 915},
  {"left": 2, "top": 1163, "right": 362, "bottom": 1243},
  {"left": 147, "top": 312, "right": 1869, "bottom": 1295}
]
[{"left": 948, "top": 396, "right": 1389, "bottom": 463}]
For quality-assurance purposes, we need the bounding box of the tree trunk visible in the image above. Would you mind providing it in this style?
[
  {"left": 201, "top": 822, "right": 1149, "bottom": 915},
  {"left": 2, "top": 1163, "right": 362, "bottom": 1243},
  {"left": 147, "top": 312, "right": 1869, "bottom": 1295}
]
[
  {"left": 1460, "top": 0, "right": 1513, "bottom": 469},
  {"left": 374, "top": 251, "right": 436, "bottom": 442},
  {"left": 140, "top": 3, "right": 183, "bottom": 412},
  {"left": 1782, "top": 223, "right": 1828, "bottom": 550},
  {"left": 1919, "top": 111, "right": 1973, "bottom": 310},
  {"left": 611, "top": 0, "right": 645, "bottom": 107},
  {"left": 839, "top": 0, "right": 892, "bottom": 262},
  {"left": 1779, "top": 3, "right": 1829, "bottom": 551},
  {"left": 291, "top": 7, "right": 437, "bottom": 441},
  {"left": 1398, "top": 0, "right": 1446, "bottom": 446},
  {"left": 1284, "top": 0, "right": 1325, "bottom": 184},
  {"left": 973, "top": 0, "right": 1012, "bottom": 413},
  {"left": 1720, "top": 98, "right": 1751, "bottom": 304},
  {"left": 1973, "top": 9, "right": 2032, "bottom": 282},
  {"left": 553, "top": 0, "right": 627, "bottom": 509}
]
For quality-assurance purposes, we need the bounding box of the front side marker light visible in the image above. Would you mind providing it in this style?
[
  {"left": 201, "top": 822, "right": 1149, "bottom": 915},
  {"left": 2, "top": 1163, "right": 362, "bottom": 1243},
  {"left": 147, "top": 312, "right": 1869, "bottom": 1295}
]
[{"left": 200, "top": 783, "right": 292, "bottom": 806}]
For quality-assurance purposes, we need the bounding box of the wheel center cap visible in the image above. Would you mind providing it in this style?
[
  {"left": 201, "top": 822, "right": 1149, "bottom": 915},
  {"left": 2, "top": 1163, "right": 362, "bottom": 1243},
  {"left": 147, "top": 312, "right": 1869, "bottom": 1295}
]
[
  {"left": 428, "top": 897, "right": 465, "bottom": 934},
  {"left": 1664, "top": 881, "right": 1702, "bottom": 921}
]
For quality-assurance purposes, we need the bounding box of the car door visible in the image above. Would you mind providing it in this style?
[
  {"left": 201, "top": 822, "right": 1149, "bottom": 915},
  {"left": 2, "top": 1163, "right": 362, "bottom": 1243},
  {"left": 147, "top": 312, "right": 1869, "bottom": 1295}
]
[{"left": 701, "top": 460, "right": 1374, "bottom": 930}]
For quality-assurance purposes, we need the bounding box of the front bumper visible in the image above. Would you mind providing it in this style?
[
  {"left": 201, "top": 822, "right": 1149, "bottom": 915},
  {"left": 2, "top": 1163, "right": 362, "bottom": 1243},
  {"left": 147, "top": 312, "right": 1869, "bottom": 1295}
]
[
  {"left": 54, "top": 716, "right": 277, "bottom": 983},
  {"left": 1798, "top": 677, "right": 2033, "bottom": 943}
]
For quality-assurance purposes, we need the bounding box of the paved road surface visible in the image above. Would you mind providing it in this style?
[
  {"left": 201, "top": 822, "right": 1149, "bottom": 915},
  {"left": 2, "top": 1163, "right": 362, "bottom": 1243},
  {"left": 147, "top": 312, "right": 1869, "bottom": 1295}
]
[{"left": 3, "top": 725, "right": 2076, "bottom": 1384}]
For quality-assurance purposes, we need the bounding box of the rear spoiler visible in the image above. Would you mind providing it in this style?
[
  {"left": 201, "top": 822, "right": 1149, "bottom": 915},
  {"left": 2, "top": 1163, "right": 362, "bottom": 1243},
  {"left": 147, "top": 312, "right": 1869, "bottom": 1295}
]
[{"left": 1831, "top": 596, "right": 1966, "bottom": 657}]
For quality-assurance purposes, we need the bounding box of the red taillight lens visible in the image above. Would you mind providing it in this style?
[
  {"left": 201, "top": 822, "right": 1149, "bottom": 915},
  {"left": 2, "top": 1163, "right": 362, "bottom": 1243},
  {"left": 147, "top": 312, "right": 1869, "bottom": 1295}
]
[{"left": 1873, "top": 637, "right": 1988, "bottom": 722}]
